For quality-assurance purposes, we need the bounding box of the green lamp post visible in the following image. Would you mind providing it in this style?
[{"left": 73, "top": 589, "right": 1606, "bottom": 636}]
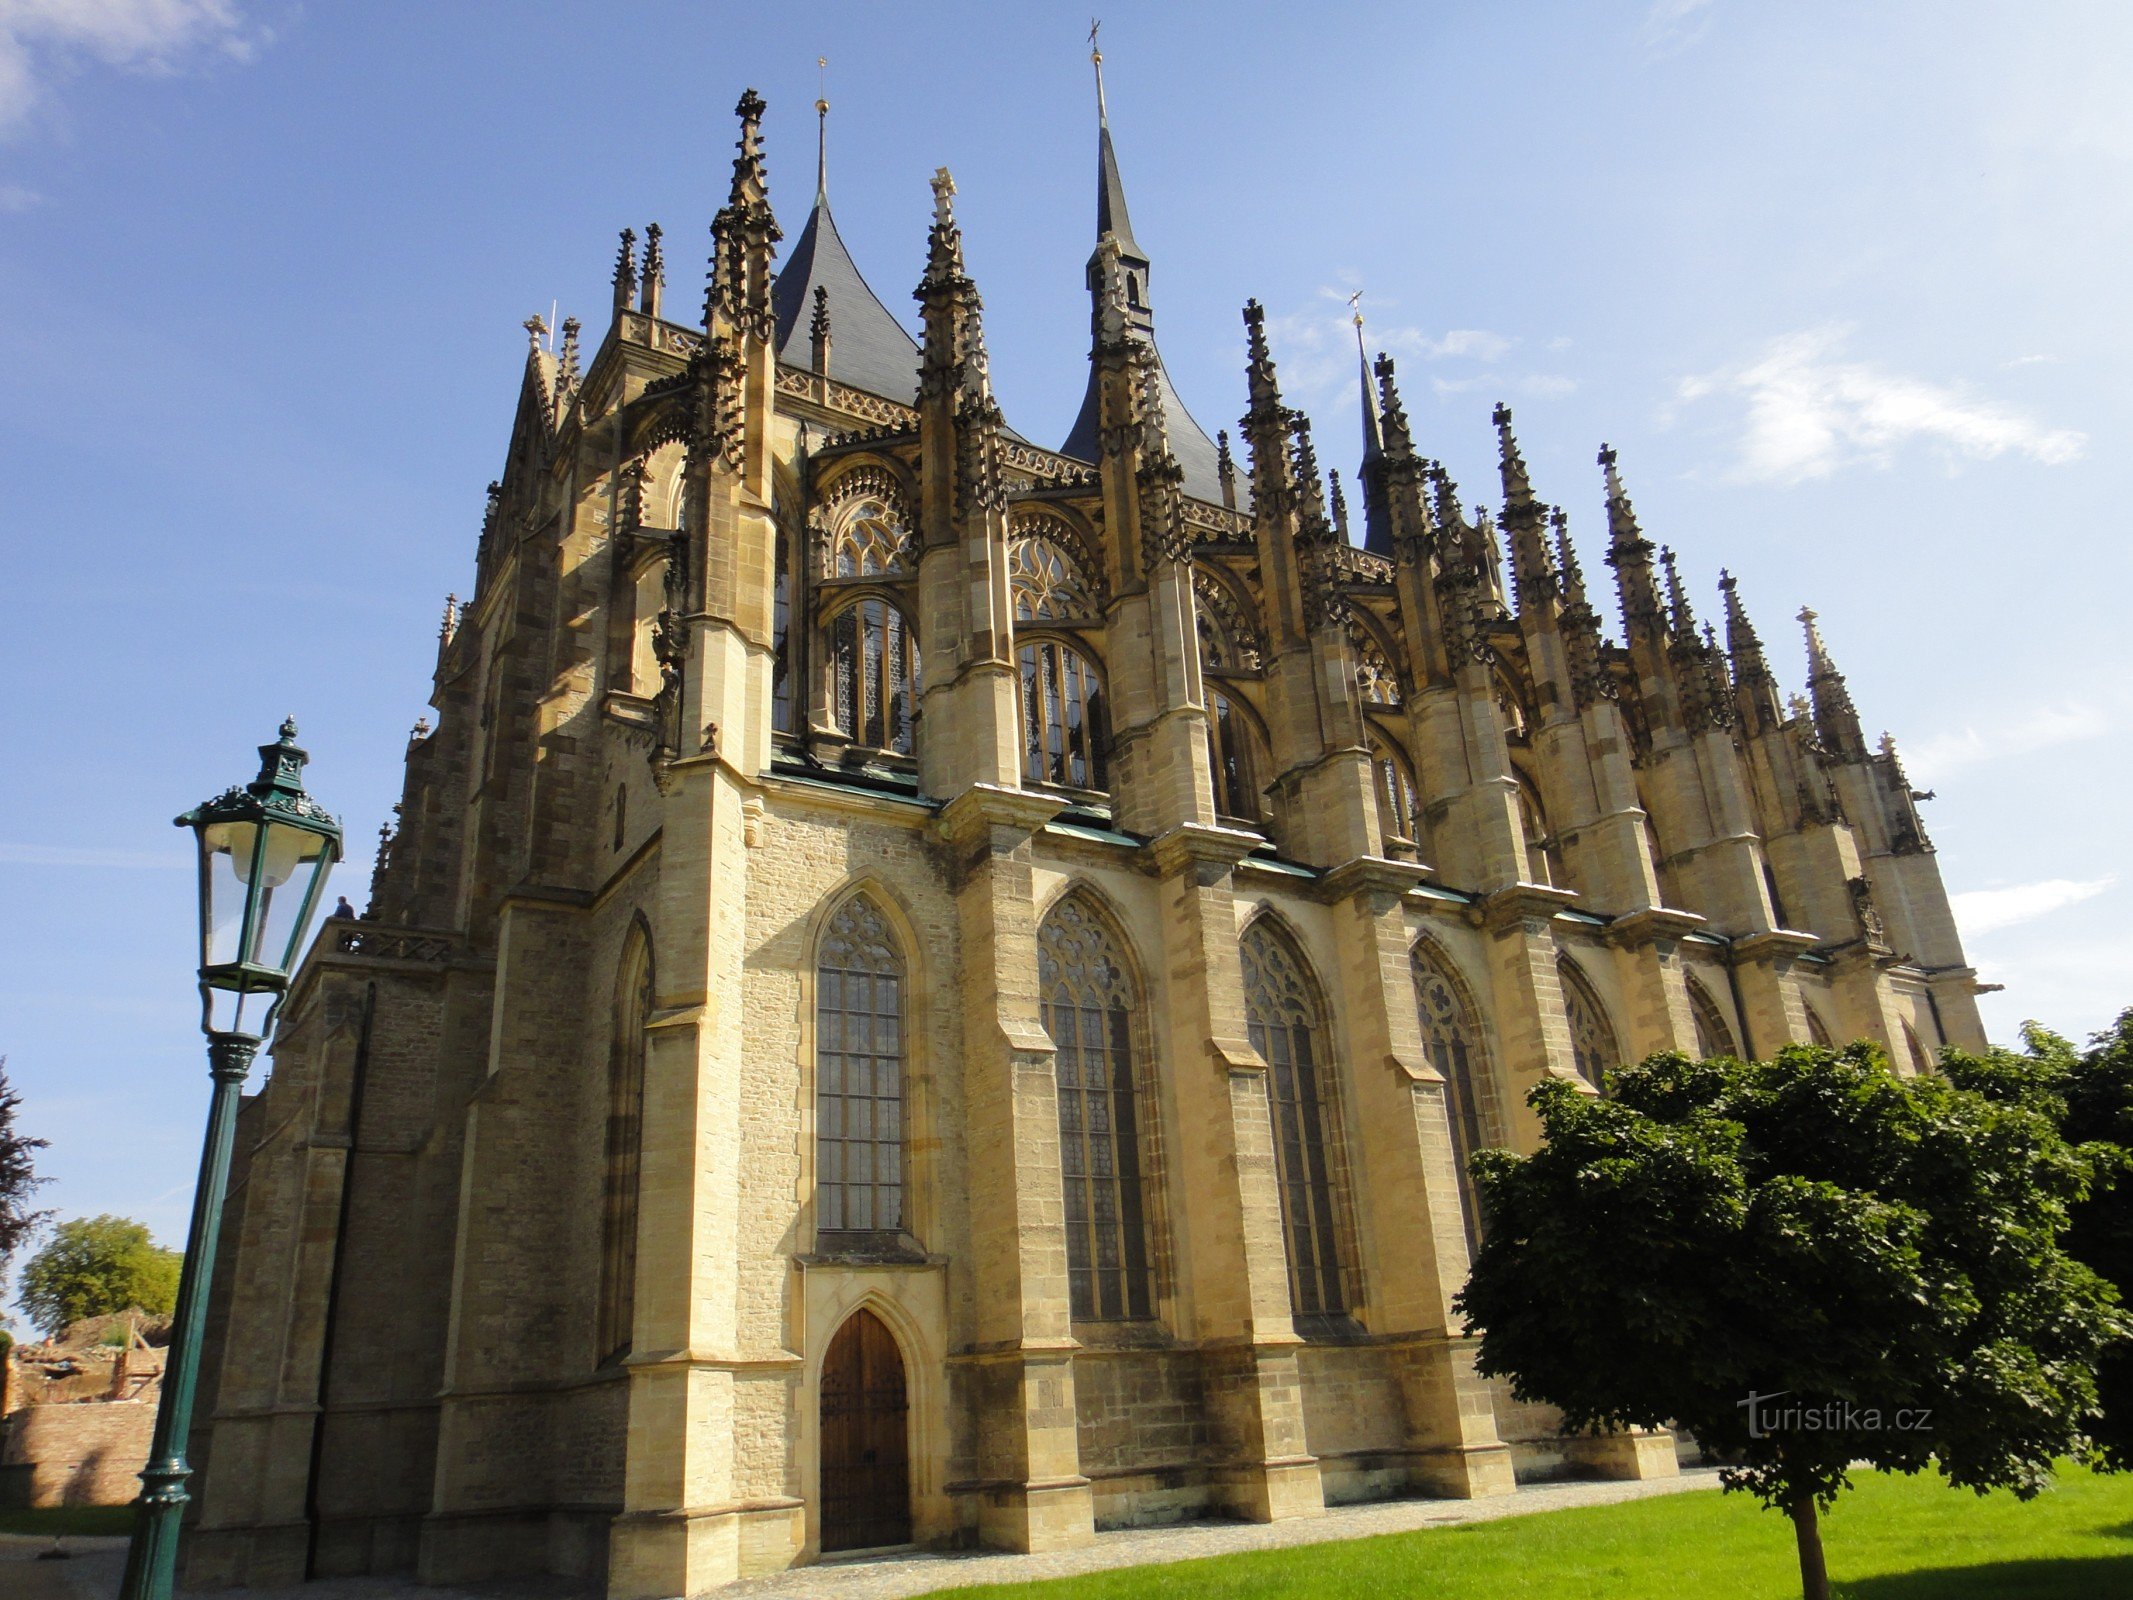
[{"left": 120, "top": 719, "right": 341, "bottom": 1600}]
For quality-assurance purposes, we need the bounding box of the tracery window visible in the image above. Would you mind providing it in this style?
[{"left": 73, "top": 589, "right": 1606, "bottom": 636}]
[
  {"left": 1558, "top": 956, "right": 1620, "bottom": 1092},
  {"left": 1040, "top": 897, "right": 1153, "bottom": 1321},
  {"left": 1413, "top": 945, "right": 1490, "bottom": 1254},
  {"left": 1009, "top": 532, "right": 1099, "bottom": 622},
  {"left": 829, "top": 495, "right": 911, "bottom": 577},
  {"left": 1207, "top": 691, "right": 1263, "bottom": 823},
  {"left": 1242, "top": 921, "right": 1347, "bottom": 1318},
  {"left": 830, "top": 598, "right": 920, "bottom": 755},
  {"left": 816, "top": 896, "right": 907, "bottom": 1244},
  {"left": 1687, "top": 976, "right": 1738, "bottom": 1059},
  {"left": 597, "top": 929, "right": 653, "bottom": 1363},
  {"left": 1194, "top": 571, "right": 1262, "bottom": 672},
  {"left": 1019, "top": 638, "right": 1108, "bottom": 790}
]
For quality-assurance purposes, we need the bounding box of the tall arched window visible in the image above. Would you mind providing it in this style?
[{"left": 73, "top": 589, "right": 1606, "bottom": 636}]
[
  {"left": 1558, "top": 956, "right": 1620, "bottom": 1092},
  {"left": 1687, "top": 976, "right": 1738, "bottom": 1059},
  {"left": 816, "top": 896, "right": 907, "bottom": 1247},
  {"left": 1413, "top": 944, "right": 1490, "bottom": 1254},
  {"left": 1207, "top": 691, "right": 1263, "bottom": 823},
  {"left": 830, "top": 598, "right": 920, "bottom": 755},
  {"left": 1040, "top": 896, "right": 1153, "bottom": 1321},
  {"left": 1019, "top": 638, "right": 1108, "bottom": 790},
  {"left": 1371, "top": 735, "right": 1421, "bottom": 851},
  {"left": 772, "top": 514, "right": 794, "bottom": 734},
  {"left": 597, "top": 928, "right": 653, "bottom": 1363},
  {"left": 1241, "top": 920, "right": 1347, "bottom": 1318}
]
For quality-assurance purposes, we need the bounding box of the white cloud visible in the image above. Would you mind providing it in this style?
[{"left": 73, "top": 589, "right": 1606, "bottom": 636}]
[
  {"left": 1951, "top": 876, "right": 2114, "bottom": 937},
  {"left": 2003, "top": 354, "right": 2058, "bottom": 368},
  {"left": 0, "top": 0, "right": 261, "bottom": 137},
  {"left": 0, "top": 842, "right": 191, "bottom": 868},
  {"left": 1675, "top": 325, "right": 2086, "bottom": 485},
  {"left": 0, "top": 180, "right": 38, "bottom": 209},
  {"left": 1904, "top": 700, "right": 2115, "bottom": 783},
  {"left": 1644, "top": 0, "right": 1718, "bottom": 51}
]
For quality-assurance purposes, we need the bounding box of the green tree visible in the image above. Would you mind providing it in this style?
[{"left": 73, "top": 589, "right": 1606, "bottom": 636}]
[
  {"left": 18, "top": 1215, "right": 180, "bottom": 1337},
  {"left": 1456, "top": 1042, "right": 2124, "bottom": 1600},
  {"left": 0, "top": 1057, "right": 49, "bottom": 1273},
  {"left": 1945, "top": 1011, "right": 2133, "bottom": 1469}
]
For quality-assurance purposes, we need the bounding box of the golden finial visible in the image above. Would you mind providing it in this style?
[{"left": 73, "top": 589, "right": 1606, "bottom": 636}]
[
  {"left": 814, "top": 56, "right": 830, "bottom": 198},
  {"left": 1089, "top": 18, "right": 1108, "bottom": 125}
]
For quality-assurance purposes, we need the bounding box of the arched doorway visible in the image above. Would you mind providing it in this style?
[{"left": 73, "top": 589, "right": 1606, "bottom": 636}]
[{"left": 819, "top": 1308, "right": 911, "bottom": 1551}]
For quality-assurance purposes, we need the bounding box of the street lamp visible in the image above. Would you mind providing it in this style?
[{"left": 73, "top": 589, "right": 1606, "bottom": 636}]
[{"left": 120, "top": 719, "right": 341, "bottom": 1600}]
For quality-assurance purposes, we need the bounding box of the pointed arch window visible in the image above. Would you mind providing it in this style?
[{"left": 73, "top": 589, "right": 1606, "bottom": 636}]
[
  {"left": 772, "top": 511, "right": 795, "bottom": 734},
  {"left": 831, "top": 598, "right": 920, "bottom": 755},
  {"left": 1040, "top": 897, "right": 1153, "bottom": 1321},
  {"left": 1517, "top": 776, "right": 1562, "bottom": 888},
  {"left": 597, "top": 931, "right": 653, "bottom": 1363},
  {"left": 816, "top": 896, "right": 907, "bottom": 1246},
  {"left": 1804, "top": 1005, "right": 1835, "bottom": 1049},
  {"left": 1207, "top": 691, "right": 1264, "bottom": 824},
  {"left": 1242, "top": 921, "right": 1348, "bottom": 1318},
  {"left": 1558, "top": 956, "right": 1620, "bottom": 1092},
  {"left": 1687, "top": 976, "right": 1738, "bottom": 1059},
  {"left": 1371, "top": 734, "right": 1422, "bottom": 851},
  {"left": 1019, "top": 638, "right": 1109, "bottom": 790},
  {"left": 1413, "top": 945, "right": 1491, "bottom": 1254}
]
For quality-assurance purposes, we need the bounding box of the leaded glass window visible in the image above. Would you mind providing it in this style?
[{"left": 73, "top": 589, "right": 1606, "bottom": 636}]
[
  {"left": 831, "top": 598, "right": 919, "bottom": 755},
  {"left": 1019, "top": 638, "right": 1108, "bottom": 790},
  {"left": 1687, "top": 977, "right": 1738, "bottom": 1059},
  {"left": 816, "top": 897, "right": 906, "bottom": 1244},
  {"left": 1207, "top": 691, "right": 1262, "bottom": 823},
  {"left": 1372, "top": 735, "right": 1421, "bottom": 850},
  {"left": 772, "top": 521, "right": 793, "bottom": 734},
  {"left": 1413, "top": 946, "right": 1489, "bottom": 1254},
  {"left": 1242, "top": 921, "right": 1347, "bottom": 1318},
  {"left": 1558, "top": 956, "right": 1620, "bottom": 1092},
  {"left": 1040, "top": 897, "right": 1152, "bottom": 1321}
]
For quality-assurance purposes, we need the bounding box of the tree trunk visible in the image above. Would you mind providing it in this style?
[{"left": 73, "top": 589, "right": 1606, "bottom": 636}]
[{"left": 1790, "top": 1496, "right": 1830, "bottom": 1600}]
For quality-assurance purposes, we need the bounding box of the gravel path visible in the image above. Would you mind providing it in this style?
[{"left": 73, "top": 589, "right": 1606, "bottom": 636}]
[{"left": 7, "top": 1469, "right": 1726, "bottom": 1600}]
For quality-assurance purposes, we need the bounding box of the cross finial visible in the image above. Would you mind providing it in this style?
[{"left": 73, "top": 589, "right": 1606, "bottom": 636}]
[
  {"left": 814, "top": 56, "right": 830, "bottom": 199},
  {"left": 1090, "top": 17, "right": 1108, "bottom": 125},
  {"left": 931, "top": 166, "right": 957, "bottom": 226},
  {"left": 523, "top": 313, "right": 548, "bottom": 351}
]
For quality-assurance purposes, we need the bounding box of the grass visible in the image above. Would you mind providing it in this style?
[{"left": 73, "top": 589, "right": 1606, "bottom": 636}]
[
  {"left": 933, "top": 1464, "right": 2133, "bottom": 1599},
  {"left": 0, "top": 1505, "right": 137, "bottom": 1538}
]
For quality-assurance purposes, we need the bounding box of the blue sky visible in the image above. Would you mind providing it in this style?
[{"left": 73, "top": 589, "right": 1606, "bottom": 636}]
[{"left": 2, "top": 1, "right": 2128, "bottom": 1303}]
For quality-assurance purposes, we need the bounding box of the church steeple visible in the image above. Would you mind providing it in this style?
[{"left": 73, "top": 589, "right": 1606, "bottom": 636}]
[
  {"left": 768, "top": 85, "right": 921, "bottom": 402},
  {"left": 1354, "top": 302, "right": 1392, "bottom": 553},
  {"left": 1060, "top": 34, "right": 1223, "bottom": 502}
]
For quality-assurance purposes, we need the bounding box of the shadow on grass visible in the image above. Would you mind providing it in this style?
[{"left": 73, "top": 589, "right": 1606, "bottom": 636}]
[{"left": 1842, "top": 1553, "right": 2133, "bottom": 1599}]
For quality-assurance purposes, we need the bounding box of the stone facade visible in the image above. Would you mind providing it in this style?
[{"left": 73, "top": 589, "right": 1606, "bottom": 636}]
[{"left": 186, "top": 80, "right": 1988, "bottom": 1599}]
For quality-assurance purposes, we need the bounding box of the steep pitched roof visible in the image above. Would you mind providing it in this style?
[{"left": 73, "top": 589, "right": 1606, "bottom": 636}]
[{"left": 770, "top": 192, "right": 920, "bottom": 405}]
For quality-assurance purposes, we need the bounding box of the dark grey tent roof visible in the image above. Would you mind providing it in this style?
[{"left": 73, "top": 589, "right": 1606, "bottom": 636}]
[
  {"left": 771, "top": 194, "right": 921, "bottom": 405},
  {"left": 1060, "top": 348, "right": 1225, "bottom": 505}
]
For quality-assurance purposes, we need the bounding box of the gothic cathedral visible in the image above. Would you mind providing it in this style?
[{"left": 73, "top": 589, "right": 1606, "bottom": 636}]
[{"left": 188, "top": 80, "right": 1987, "bottom": 1598}]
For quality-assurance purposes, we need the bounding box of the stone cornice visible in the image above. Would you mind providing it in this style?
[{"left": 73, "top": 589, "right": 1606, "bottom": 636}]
[
  {"left": 930, "top": 784, "right": 1069, "bottom": 850},
  {"left": 1140, "top": 821, "right": 1264, "bottom": 880}
]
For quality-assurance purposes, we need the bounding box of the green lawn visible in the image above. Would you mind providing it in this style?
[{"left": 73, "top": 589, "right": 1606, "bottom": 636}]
[
  {"left": 935, "top": 1465, "right": 2133, "bottom": 1599},
  {"left": 0, "top": 1505, "right": 136, "bottom": 1538}
]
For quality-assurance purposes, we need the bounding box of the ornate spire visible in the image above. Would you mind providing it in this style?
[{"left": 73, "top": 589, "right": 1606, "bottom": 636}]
[
  {"left": 1802, "top": 606, "right": 1867, "bottom": 758},
  {"left": 1375, "top": 356, "right": 1416, "bottom": 466},
  {"left": 1240, "top": 301, "right": 1295, "bottom": 521},
  {"left": 1216, "top": 429, "right": 1238, "bottom": 510},
  {"left": 1329, "top": 468, "right": 1350, "bottom": 542},
  {"left": 1353, "top": 303, "right": 1392, "bottom": 553},
  {"left": 638, "top": 223, "right": 664, "bottom": 319},
  {"left": 1600, "top": 442, "right": 1664, "bottom": 646},
  {"left": 1290, "top": 412, "right": 1331, "bottom": 544},
  {"left": 613, "top": 228, "right": 637, "bottom": 317},
  {"left": 1720, "top": 569, "right": 1782, "bottom": 735},
  {"left": 809, "top": 284, "right": 831, "bottom": 375},
  {"left": 1496, "top": 403, "right": 1556, "bottom": 616},
  {"left": 553, "top": 316, "right": 581, "bottom": 411},
  {"left": 1660, "top": 546, "right": 1696, "bottom": 646},
  {"left": 706, "top": 89, "right": 780, "bottom": 337},
  {"left": 1554, "top": 507, "right": 1611, "bottom": 707},
  {"left": 1089, "top": 20, "right": 1143, "bottom": 265}
]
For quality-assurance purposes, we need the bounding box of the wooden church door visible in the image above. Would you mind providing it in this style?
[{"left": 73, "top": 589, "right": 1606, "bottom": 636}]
[{"left": 819, "top": 1308, "right": 912, "bottom": 1551}]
